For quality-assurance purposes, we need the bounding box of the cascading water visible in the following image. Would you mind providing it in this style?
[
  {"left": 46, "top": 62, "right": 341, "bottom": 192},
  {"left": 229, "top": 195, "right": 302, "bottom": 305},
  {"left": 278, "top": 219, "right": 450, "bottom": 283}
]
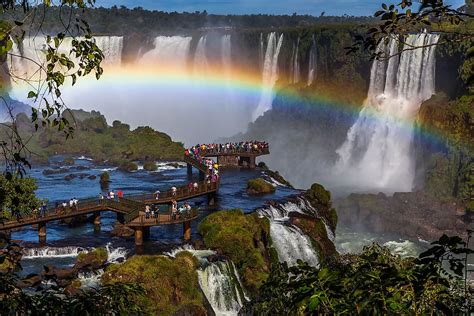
[
  {"left": 198, "top": 261, "right": 249, "bottom": 316},
  {"left": 258, "top": 198, "right": 321, "bottom": 267},
  {"left": 140, "top": 36, "right": 192, "bottom": 71},
  {"left": 22, "top": 246, "right": 87, "bottom": 259},
  {"left": 166, "top": 245, "right": 248, "bottom": 315},
  {"left": 221, "top": 34, "right": 232, "bottom": 78},
  {"left": 93, "top": 36, "right": 123, "bottom": 65},
  {"left": 335, "top": 33, "right": 439, "bottom": 194},
  {"left": 289, "top": 38, "right": 301, "bottom": 84},
  {"left": 194, "top": 35, "right": 209, "bottom": 74},
  {"left": 307, "top": 35, "right": 317, "bottom": 86},
  {"left": 252, "top": 32, "right": 284, "bottom": 120}
]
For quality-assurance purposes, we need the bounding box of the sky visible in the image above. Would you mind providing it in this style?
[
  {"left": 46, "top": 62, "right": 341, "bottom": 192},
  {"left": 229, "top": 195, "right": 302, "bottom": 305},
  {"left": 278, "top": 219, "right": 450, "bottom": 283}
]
[{"left": 95, "top": 0, "right": 466, "bottom": 16}]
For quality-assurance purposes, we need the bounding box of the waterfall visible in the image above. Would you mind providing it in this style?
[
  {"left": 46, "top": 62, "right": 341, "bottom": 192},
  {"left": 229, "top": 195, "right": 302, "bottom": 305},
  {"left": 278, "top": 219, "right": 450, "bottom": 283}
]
[
  {"left": 93, "top": 36, "right": 123, "bottom": 65},
  {"left": 78, "top": 269, "right": 104, "bottom": 289},
  {"left": 140, "top": 36, "right": 192, "bottom": 72},
  {"left": 290, "top": 38, "right": 301, "bottom": 84},
  {"left": 194, "top": 35, "right": 209, "bottom": 74},
  {"left": 307, "top": 35, "right": 317, "bottom": 86},
  {"left": 252, "top": 32, "right": 284, "bottom": 120},
  {"left": 335, "top": 33, "right": 439, "bottom": 194},
  {"left": 198, "top": 261, "right": 249, "bottom": 315},
  {"left": 166, "top": 245, "right": 248, "bottom": 315},
  {"left": 22, "top": 246, "right": 87, "bottom": 259},
  {"left": 258, "top": 199, "right": 320, "bottom": 267},
  {"left": 259, "top": 33, "right": 264, "bottom": 71},
  {"left": 221, "top": 34, "right": 232, "bottom": 78}
]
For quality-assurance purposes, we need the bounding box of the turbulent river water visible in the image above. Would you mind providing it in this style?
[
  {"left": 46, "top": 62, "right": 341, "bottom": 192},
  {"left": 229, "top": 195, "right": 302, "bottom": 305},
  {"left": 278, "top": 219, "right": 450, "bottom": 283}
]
[{"left": 16, "top": 157, "right": 426, "bottom": 278}]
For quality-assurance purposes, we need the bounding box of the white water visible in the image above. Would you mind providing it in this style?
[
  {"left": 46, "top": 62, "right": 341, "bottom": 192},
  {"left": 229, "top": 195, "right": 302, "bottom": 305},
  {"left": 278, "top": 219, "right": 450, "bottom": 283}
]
[
  {"left": 194, "top": 35, "right": 209, "bottom": 74},
  {"left": 22, "top": 246, "right": 87, "bottom": 259},
  {"left": 94, "top": 36, "right": 123, "bottom": 65},
  {"left": 140, "top": 36, "right": 192, "bottom": 72},
  {"left": 259, "top": 201, "right": 319, "bottom": 267},
  {"left": 252, "top": 32, "right": 284, "bottom": 120},
  {"left": 198, "top": 261, "right": 248, "bottom": 316},
  {"left": 290, "top": 38, "right": 301, "bottom": 84},
  {"left": 335, "top": 33, "right": 439, "bottom": 194},
  {"left": 307, "top": 35, "right": 317, "bottom": 86},
  {"left": 166, "top": 245, "right": 248, "bottom": 315}
]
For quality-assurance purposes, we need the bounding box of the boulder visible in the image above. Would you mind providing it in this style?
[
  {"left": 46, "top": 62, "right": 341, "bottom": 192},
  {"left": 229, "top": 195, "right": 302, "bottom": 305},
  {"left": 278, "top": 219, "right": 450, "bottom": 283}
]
[
  {"left": 74, "top": 248, "right": 108, "bottom": 271},
  {"left": 110, "top": 222, "right": 135, "bottom": 238},
  {"left": 64, "top": 174, "right": 77, "bottom": 181},
  {"left": 17, "top": 274, "right": 43, "bottom": 288},
  {"left": 43, "top": 265, "right": 78, "bottom": 287}
]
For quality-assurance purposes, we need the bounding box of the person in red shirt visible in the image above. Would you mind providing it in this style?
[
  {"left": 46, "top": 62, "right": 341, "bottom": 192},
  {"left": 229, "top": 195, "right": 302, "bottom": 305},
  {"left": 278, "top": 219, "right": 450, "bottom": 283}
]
[{"left": 117, "top": 190, "right": 123, "bottom": 198}]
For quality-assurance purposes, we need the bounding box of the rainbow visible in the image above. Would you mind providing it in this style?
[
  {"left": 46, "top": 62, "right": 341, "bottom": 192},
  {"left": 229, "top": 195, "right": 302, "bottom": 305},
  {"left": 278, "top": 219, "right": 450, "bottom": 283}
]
[{"left": 7, "top": 63, "right": 472, "bottom": 150}]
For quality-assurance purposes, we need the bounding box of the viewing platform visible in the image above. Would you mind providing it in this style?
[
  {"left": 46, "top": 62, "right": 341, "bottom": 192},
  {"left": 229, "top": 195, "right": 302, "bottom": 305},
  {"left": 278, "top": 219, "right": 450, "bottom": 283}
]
[{"left": 1, "top": 142, "right": 269, "bottom": 246}]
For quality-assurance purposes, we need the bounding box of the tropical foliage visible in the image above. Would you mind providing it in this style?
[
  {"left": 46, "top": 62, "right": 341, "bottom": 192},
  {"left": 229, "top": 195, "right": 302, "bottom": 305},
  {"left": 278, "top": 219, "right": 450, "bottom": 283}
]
[{"left": 246, "top": 235, "right": 473, "bottom": 314}]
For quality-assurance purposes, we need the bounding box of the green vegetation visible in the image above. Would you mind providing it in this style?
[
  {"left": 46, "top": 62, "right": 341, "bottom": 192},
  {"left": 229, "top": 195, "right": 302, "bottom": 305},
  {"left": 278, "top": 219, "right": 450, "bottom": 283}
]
[
  {"left": 198, "top": 210, "right": 272, "bottom": 295},
  {"left": 143, "top": 161, "right": 157, "bottom": 171},
  {"left": 76, "top": 248, "right": 108, "bottom": 269},
  {"left": 0, "top": 174, "right": 41, "bottom": 220},
  {"left": 247, "top": 178, "right": 276, "bottom": 194},
  {"left": 418, "top": 94, "right": 473, "bottom": 209},
  {"left": 118, "top": 161, "right": 138, "bottom": 172},
  {"left": 102, "top": 252, "right": 205, "bottom": 315},
  {"left": 264, "top": 170, "right": 293, "bottom": 188},
  {"left": 99, "top": 171, "right": 110, "bottom": 187},
  {"left": 11, "top": 111, "right": 184, "bottom": 165},
  {"left": 246, "top": 235, "right": 472, "bottom": 314},
  {"left": 304, "top": 183, "right": 338, "bottom": 231}
]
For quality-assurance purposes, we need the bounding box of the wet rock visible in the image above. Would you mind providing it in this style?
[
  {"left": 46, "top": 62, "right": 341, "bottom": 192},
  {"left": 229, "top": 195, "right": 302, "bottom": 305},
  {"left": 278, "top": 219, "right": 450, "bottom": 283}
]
[
  {"left": 43, "top": 168, "right": 69, "bottom": 176},
  {"left": 61, "top": 215, "right": 88, "bottom": 227},
  {"left": 88, "top": 175, "right": 97, "bottom": 180},
  {"left": 110, "top": 222, "right": 135, "bottom": 238},
  {"left": 263, "top": 169, "right": 293, "bottom": 188},
  {"left": 74, "top": 248, "right": 108, "bottom": 271},
  {"left": 17, "top": 274, "right": 43, "bottom": 288},
  {"left": 64, "top": 174, "right": 77, "bottom": 181},
  {"left": 43, "top": 265, "right": 78, "bottom": 287}
]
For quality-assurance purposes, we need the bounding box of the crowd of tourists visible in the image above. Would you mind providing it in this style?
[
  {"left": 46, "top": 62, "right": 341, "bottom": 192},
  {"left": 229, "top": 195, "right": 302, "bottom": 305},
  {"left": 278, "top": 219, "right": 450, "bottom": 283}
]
[{"left": 185, "top": 141, "right": 268, "bottom": 156}]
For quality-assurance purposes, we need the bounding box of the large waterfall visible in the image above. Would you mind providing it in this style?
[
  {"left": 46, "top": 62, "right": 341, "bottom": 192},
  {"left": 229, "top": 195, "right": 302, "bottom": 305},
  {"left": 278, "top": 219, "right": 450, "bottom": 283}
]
[
  {"left": 140, "top": 36, "right": 191, "bottom": 71},
  {"left": 335, "top": 33, "right": 439, "bottom": 194},
  {"left": 252, "top": 32, "right": 284, "bottom": 120}
]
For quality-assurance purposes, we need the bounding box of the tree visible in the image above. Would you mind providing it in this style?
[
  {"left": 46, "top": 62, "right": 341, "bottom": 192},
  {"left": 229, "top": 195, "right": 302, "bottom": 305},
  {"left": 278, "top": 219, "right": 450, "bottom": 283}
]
[
  {"left": 0, "top": 173, "right": 41, "bottom": 220},
  {"left": 0, "top": 0, "right": 104, "bottom": 177},
  {"left": 348, "top": 0, "right": 474, "bottom": 60}
]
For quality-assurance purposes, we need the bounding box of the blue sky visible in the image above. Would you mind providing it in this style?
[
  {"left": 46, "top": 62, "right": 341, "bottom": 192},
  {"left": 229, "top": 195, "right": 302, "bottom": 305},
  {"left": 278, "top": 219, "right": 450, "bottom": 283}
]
[{"left": 95, "top": 0, "right": 465, "bottom": 16}]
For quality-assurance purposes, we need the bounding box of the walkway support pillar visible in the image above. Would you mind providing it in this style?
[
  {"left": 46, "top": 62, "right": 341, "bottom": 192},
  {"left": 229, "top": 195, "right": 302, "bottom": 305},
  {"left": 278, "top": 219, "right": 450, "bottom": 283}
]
[
  {"left": 135, "top": 227, "right": 144, "bottom": 246},
  {"left": 183, "top": 221, "right": 191, "bottom": 241},
  {"left": 116, "top": 213, "right": 125, "bottom": 225},
  {"left": 199, "top": 170, "right": 205, "bottom": 181},
  {"left": 207, "top": 193, "right": 216, "bottom": 206},
  {"left": 249, "top": 156, "right": 256, "bottom": 169},
  {"left": 38, "top": 222, "right": 46, "bottom": 243},
  {"left": 93, "top": 211, "right": 101, "bottom": 232},
  {"left": 143, "top": 227, "right": 150, "bottom": 240},
  {"left": 187, "top": 163, "right": 193, "bottom": 176}
]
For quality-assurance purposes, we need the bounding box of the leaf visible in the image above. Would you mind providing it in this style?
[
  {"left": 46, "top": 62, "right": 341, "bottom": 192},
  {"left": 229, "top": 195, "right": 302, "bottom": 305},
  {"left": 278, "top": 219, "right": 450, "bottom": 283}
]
[{"left": 27, "top": 91, "right": 37, "bottom": 99}]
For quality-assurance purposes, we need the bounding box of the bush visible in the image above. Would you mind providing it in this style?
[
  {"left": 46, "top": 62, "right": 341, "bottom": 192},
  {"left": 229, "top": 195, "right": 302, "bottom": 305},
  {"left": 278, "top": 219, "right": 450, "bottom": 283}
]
[
  {"left": 247, "top": 178, "right": 275, "bottom": 195},
  {"left": 99, "top": 172, "right": 110, "bottom": 187},
  {"left": 143, "top": 161, "right": 157, "bottom": 171},
  {"left": 198, "top": 210, "right": 271, "bottom": 295},
  {"left": 118, "top": 161, "right": 138, "bottom": 172},
  {"left": 63, "top": 156, "right": 75, "bottom": 165},
  {"left": 76, "top": 248, "right": 108, "bottom": 270}
]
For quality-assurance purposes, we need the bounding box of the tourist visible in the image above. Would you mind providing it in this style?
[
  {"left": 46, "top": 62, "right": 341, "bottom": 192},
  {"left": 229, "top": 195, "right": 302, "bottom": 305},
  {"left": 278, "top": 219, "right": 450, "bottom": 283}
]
[
  {"left": 171, "top": 186, "right": 177, "bottom": 197},
  {"left": 155, "top": 190, "right": 160, "bottom": 200},
  {"left": 55, "top": 202, "right": 61, "bottom": 214},
  {"left": 69, "top": 198, "right": 74, "bottom": 208},
  {"left": 117, "top": 190, "right": 123, "bottom": 199},
  {"left": 62, "top": 201, "right": 67, "bottom": 212},
  {"left": 171, "top": 200, "right": 177, "bottom": 220},
  {"left": 98, "top": 193, "right": 104, "bottom": 205},
  {"left": 109, "top": 190, "right": 115, "bottom": 199},
  {"left": 145, "top": 205, "right": 150, "bottom": 219},
  {"left": 188, "top": 182, "right": 193, "bottom": 193},
  {"left": 193, "top": 182, "right": 198, "bottom": 192},
  {"left": 40, "top": 202, "right": 47, "bottom": 217}
]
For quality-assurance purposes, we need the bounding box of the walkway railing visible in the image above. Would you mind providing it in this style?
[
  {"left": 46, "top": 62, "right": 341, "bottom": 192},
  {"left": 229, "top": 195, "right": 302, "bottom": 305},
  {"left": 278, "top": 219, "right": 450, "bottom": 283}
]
[
  {"left": 201, "top": 147, "right": 269, "bottom": 156},
  {"left": 128, "top": 208, "right": 198, "bottom": 226}
]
